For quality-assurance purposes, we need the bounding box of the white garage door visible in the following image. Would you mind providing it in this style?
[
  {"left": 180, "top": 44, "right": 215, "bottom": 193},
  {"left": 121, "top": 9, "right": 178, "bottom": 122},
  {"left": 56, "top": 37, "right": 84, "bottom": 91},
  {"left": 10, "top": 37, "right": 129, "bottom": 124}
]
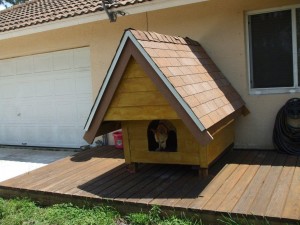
[{"left": 0, "top": 47, "right": 92, "bottom": 148}]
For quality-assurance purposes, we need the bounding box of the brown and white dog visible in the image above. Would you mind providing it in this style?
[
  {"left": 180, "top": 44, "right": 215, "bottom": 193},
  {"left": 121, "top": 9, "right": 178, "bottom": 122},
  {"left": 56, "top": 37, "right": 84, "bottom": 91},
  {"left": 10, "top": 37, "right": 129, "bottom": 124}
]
[
  {"left": 152, "top": 122, "right": 169, "bottom": 151},
  {"left": 151, "top": 120, "right": 176, "bottom": 151}
]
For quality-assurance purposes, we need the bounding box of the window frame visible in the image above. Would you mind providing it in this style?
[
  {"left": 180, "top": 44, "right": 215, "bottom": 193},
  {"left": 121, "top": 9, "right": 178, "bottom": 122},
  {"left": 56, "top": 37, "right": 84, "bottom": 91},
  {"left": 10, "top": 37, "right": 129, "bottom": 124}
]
[{"left": 246, "top": 5, "right": 300, "bottom": 95}]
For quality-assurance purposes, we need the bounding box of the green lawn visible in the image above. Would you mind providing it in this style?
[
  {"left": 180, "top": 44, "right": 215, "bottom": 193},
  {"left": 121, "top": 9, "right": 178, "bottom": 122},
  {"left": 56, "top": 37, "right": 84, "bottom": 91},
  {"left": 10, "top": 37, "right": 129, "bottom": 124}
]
[
  {"left": 0, "top": 198, "right": 202, "bottom": 225},
  {"left": 0, "top": 197, "right": 293, "bottom": 225}
]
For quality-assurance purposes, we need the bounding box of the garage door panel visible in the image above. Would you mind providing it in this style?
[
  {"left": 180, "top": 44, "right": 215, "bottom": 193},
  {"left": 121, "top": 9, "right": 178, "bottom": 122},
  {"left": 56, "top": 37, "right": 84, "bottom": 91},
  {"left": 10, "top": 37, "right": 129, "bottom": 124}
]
[
  {"left": 35, "top": 79, "right": 54, "bottom": 97},
  {"left": 74, "top": 48, "right": 90, "bottom": 68},
  {"left": 0, "top": 126, "right": 5, "bottom": 143},
  {"left": 54, "top": 78, "right": 76, "bottom": 96},
  {"left": 16, "top": 56, "right": 34, "bottom": 75},
  {"left": 77, "top": 101, "right": 92, "bottom": 121},
  {"left": 0, "top": 77, "right": 17, "bottom": 99},
  {"left": 18, "top": 126, "right": 38, "bottom": 144},
  {"left": 56, "top": 126, "right": 77, "bottom": 144},
  {"left": 17, "top": 81, "right": 36, "bottom": 98},
  {"left": 37, "top": 126, "right": 57, "bottom": 146},
  {"left": 0, "top": 59, "right": 16, "bottom": 77},
  {"left": 3, "top": 103, "right": 18, "bottom": 122},
  {"left": 75, "top": 71, "right": 92, "bottom": 94},
  {"left": 0, "top": 47, "right": 92, "bottom": 148},
  {"left": 56, "top": 101, "right": 77, "bottom": 124},
  {"left": 53, "top": 50, "right": 73, "bottom": 71},
  {"left": 18, "top": 101, "right": 36, "bottom": 123},
  {"left": 34, "top": 53, "right": 52, "bottom": 73},
  {"left": 35, "top": 101, "right": 56, "bottom": 123},
  {"left": 5, "top": 126, "right": 21, "bottom": 143}
]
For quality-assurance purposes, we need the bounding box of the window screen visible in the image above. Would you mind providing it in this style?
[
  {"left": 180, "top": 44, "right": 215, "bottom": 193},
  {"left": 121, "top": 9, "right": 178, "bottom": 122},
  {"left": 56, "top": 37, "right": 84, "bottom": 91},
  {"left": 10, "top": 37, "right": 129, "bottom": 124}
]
[{"left": 249, "top": 10, "right": 294, "bottom": 88}]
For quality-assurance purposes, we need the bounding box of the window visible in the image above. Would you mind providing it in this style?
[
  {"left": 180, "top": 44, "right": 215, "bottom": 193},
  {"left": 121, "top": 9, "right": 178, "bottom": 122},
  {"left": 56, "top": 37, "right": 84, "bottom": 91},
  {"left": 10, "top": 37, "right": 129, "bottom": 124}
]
[{"left": 247, "top": 6, "right": 300, "bottom": 94}]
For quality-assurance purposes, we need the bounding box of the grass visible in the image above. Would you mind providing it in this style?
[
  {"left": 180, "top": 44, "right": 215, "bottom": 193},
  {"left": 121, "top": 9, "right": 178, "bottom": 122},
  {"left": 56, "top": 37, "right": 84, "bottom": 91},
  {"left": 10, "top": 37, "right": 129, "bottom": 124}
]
[
  {"left": 0, "top": 198, "right": 201, "bottom": 225},
  {"left": 0, "top": 198, "right": 297, "bottom": 225}
]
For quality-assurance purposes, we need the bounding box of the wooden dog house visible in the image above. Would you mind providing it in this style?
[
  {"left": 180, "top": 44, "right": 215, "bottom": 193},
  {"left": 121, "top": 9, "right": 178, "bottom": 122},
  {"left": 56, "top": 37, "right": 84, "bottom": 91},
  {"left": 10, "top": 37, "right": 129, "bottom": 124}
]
[{"left": 83, "top": 29, "right": 248, "bottom": 175}]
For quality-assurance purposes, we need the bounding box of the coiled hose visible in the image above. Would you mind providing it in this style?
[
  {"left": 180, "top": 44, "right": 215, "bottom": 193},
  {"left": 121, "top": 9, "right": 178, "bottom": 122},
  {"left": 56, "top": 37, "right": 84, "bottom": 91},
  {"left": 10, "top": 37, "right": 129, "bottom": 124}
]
[{"left": 273, "top": 98, "right": 300, "bottom": 155}]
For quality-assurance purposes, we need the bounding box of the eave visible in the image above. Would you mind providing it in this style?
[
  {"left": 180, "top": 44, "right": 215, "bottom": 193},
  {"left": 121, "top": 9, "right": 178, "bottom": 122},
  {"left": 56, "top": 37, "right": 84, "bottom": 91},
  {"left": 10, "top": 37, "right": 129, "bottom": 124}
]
[{"left": 0, "top": 0, "right": 207, "bottom": 41}]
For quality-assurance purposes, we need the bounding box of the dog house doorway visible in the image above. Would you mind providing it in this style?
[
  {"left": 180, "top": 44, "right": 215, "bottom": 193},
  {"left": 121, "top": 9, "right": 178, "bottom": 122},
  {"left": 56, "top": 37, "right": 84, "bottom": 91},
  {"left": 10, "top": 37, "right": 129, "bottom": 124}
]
[{"left": 147, "top": 120, "right": 177, "bottom": 152}]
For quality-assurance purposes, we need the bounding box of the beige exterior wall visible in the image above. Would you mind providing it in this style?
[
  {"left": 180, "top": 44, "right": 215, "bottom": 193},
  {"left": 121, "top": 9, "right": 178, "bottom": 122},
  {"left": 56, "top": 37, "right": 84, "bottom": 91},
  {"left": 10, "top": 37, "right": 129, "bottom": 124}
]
[{"left": 0, "top": 0, "right": 299, "bottom": 149}]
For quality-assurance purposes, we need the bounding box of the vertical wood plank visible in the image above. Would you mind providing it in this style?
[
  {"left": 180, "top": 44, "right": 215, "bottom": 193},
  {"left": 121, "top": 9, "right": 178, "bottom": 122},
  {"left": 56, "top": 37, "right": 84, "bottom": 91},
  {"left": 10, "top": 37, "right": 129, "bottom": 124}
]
[
  {"left": 265, "top": 155, "right": 298, "bottom": 218},
  {"left": 188, "top": 150, "right": 251, "bottom": 210},
  {"left": 202, "top": 150, "right": 262, "bottom": 211},
  {"left": 216, "top": 151, "right": 268, "bottom": 212},
  {"left": 281, "top": 156, "right": 300, "bottom": 220},
  {"left": 231, "top": 151, "right": 277, "bottom": 214},
  {"left": 122, "top": 121, "right": 131, "bottom": 164},
  {"left": 248, "top": 152, "right": 287, "bottom": 216}
]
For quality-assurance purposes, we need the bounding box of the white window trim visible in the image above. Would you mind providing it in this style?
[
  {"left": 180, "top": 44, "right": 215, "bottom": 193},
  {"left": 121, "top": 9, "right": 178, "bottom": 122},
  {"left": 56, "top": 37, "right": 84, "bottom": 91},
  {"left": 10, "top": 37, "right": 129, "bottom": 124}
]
[{"left": 246, "top": 4, "right": 300, "bottom": 95}]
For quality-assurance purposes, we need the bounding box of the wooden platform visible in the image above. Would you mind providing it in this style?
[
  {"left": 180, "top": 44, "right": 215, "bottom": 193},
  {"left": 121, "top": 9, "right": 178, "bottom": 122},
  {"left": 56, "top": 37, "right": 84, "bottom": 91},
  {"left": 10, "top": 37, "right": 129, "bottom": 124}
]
[{"left": 0, "top": 146, "right": 299, "bottom": 224}]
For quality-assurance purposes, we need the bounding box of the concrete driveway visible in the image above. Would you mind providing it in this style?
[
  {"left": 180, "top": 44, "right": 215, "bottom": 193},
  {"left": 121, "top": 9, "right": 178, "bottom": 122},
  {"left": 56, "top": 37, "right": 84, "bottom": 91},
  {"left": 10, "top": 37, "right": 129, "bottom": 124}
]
[{"left": 0, "top": 146, "right": 75, "bottom": 182}]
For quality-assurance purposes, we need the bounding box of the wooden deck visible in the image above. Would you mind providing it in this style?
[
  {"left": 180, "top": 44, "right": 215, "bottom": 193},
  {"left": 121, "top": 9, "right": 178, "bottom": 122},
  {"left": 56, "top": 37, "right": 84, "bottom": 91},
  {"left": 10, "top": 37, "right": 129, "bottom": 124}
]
[{"left": 0, "top": 146, "right": 299, "bottom": 224}]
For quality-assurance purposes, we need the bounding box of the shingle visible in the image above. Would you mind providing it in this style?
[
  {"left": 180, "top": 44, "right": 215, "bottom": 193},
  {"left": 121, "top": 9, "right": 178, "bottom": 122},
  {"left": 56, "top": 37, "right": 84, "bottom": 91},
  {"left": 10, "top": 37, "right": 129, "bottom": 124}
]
[
  {"left": 208, "top": 110, "right": 221, "bottom": 124},
  {"left": 0, "top": 0, "right": 152, "bottom": 32},
  {"left": 200, "top": 115, "right": 214, "bottom": 128},
  {"left": 168, "top": 67, "right": 184, "bottom": 76},
  {"left": 168, "top": 76, "right": 185, "bottom": 87},
  {"left": 184, "top": 95, "right": 200, "bottom": 108},
  {"left": 129, "top": 29, "right": 246, "bottom": 130}
]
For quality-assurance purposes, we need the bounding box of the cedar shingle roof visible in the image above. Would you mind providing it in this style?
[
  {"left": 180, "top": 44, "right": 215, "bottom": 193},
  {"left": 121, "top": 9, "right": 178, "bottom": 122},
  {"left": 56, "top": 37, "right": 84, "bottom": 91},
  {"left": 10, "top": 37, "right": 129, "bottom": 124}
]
[
  {"left": 130, "top": 29, "right": 245, "bottom": 129},
  {"left": 0, "top": 0, "right": 151, "bottom": 32},
  {"left": 83, "top": 29, "right": 248, "bottom": 144}
]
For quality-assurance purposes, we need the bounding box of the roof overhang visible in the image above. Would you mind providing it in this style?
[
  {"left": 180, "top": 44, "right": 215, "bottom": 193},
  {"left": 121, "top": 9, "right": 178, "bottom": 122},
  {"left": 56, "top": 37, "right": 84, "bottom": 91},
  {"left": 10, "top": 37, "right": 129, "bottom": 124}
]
[{"left": 0, "top": 0, "right": 208, "bottom": 41}]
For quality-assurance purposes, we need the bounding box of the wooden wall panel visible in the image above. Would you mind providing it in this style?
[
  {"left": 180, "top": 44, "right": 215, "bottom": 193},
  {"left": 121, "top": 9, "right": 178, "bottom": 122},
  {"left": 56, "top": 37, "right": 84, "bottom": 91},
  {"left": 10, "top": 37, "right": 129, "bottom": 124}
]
[
  {"left": 117, "top": 77, "right": 157, "bottom": 93},
  {"left": 109, "top": 91, "right": 169, "bottom": 107},
  {"left": 103, "top": 58, "right": 179, "bottom": 121},
  {"left": 131, "top": 151, "right": 200, "bottom": 165},
  {"left": 124, "top": 120, "right": 201, "bottom": 165},
  {"left": 207, "top": 121, "right": 235, "bottom": 166},
  {"left": 104, "top": 106, "right": 179, "bottom": 121}
]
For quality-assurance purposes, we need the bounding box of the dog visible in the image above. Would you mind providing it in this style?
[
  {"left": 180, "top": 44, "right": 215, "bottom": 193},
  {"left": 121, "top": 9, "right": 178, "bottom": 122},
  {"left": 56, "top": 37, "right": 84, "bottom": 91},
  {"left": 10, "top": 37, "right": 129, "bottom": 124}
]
[{"left": 152, "top": 122, "right": 169, "bottom": 151}]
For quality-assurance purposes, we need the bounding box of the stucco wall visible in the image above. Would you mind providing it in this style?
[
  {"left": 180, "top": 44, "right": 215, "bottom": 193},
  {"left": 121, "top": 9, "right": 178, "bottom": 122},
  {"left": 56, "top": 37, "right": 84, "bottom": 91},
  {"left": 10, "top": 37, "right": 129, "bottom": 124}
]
[{"left": 0, "top": 0, "right": 299, "bottom": 149}]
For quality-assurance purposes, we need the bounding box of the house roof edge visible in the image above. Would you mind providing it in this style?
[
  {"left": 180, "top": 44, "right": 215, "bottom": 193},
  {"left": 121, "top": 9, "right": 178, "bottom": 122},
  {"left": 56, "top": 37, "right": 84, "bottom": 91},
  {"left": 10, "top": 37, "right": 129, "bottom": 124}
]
[{"left": 0, "top": 0, "right": 208, "bottom": 41}]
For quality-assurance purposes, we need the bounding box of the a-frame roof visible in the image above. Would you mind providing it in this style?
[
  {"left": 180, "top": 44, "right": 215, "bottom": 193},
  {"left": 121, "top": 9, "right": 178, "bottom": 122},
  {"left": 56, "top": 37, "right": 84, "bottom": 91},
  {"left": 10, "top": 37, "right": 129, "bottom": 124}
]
[{"left": 84, "top": 29, "right": 248, "bottom": 145}]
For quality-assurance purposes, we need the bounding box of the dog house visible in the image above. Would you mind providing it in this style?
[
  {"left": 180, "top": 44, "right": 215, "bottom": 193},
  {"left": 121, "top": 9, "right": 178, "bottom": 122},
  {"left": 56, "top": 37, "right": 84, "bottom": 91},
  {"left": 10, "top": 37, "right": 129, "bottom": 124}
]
[{"left": 83, "top": 29, "right": 249, "bottom": 176}]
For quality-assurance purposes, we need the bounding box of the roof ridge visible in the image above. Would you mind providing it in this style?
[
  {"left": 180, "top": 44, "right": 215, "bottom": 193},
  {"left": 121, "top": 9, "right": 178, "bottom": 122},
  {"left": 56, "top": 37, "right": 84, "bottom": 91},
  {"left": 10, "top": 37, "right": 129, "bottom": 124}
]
[{"left": 129, "top": 29, "right": 200, "bottom": 46}]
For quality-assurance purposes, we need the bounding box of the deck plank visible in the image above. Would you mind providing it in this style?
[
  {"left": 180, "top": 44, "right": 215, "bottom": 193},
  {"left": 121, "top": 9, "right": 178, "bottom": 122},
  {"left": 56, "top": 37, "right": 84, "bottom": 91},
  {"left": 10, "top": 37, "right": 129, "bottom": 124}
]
[
  {"left": 202, "top": 150, "right": 262, "bottom": 211},
  {"left": 0, "top": 147, "right": 299, "bottom": 224},
  {"left": 265, "top": 155, "right": 298, "bottom": 218},
  {"left": 7, "top": 148, "right": 119, "bottom": 190},
  {"left": 149, "top": 169, "right": 194, "bottom": 207},
  {"left": 28, "top": 149, "right": 122, "bottom": 191},
  {"left": 216, "top": 151, "right": 267, "bottom": 212},
  {"left": 174, "top": 149, "right": 237, "bottom": 209},
  {"left": 115, "top": 165, "right": 172, "bottom": 202},
  {"left": 77, "top": 164, "right": 137, "bottom": 199},
  {"left": 231, "top": 151, "right": 278, "bottom": 214},
  {"left": 57, "top": 158, "right": 125, "bottom": 194},
  {"left": 216, "top": 151, "right": 269, "bottom": 212},
  {"left": 105, "top": 165, "right": 169, "bottom": 200},
  {"left": 248, "top": 152, "right": 287, "bottom": 216},
  {"left": 137, "top": 166, "right": 186, "bottom": 205},
  {"left": 188, "top": 150, "right": 252, "bottom": 210},
  {"left": 281, "top": 157, "right": 300, "bottom": 220}
]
